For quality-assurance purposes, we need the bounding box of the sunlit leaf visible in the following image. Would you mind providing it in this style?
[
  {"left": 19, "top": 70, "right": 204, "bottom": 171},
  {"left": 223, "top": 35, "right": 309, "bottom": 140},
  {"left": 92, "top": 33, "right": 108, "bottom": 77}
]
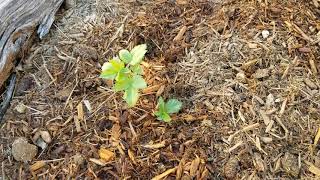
[
  {"left": 130, "top": 44, "right": 147, "bottom": 65},
  {"left": 114, "top": 77, "right": 131, "bottom": 92},
  {"left": 158, "top": 97, "right": 166, "bottom": 113},
  {"left": 154, "top": 97, "right": 182, "bottom": 123},
  {"left": 157, "top": 112, "right": 171, "bottom": 122},
  {"left": 116, "top": 68, "right": 130, "bottom": 82},
  {"left": 100, "top": 59, "right": 124, "bottom": 80},
  {"left": 123, "top": 88, "right": 139, "bottom": 107},
  {"left": 132, "top": 75, "right": 147, "bottom": 89},
  {"left": 130, "top": 64, "right": 144, "bottom": 75},
  {"left": 165, "top": 99, "right": 182, "bottom": 114},
  {"left": 119, "top": 49, "right": 132, "bottom": 64}
]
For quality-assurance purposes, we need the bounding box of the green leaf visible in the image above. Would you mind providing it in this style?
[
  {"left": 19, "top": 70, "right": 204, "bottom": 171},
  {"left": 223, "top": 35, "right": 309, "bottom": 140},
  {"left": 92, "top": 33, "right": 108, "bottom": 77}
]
[
  {"left": 157, "top": 112, "right": 171, "bottom": 122},
  {"left": 130, "top": 44, "right": 147, "bottom": 65},
  {"left": 165, "top": 99, "right": 182, "bottom": 114},
  {"left": 116, "top": 68, "right": 130, "bottom": 82},
  {"left": 132, "top": 75, "right": 147, "bottom": 89},
  {"left": 114, "top": 77, "right": 131, "bottom": 91},
  {"left": 123, "top": 87, "right": 139, "bottom": 107},
  {"left": 100, "top": 59, "right": 124, "bottom": 80},
  {"left": 119, "top": 49, "right": 132, "bottom": 64},
  {"left": 130, "top": 64, "right": 144, "bottom": 75},
  {"left": 157, "top": 97, "right": 166, "bottom": 113}
]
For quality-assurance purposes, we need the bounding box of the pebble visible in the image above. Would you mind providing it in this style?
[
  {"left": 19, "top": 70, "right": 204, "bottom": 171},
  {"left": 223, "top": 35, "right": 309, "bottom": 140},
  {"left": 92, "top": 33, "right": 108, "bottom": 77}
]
[
  {"left": 12, "top": 138, "right": 38, "bottom": 161},
  {"left": 64, "top": 0, "right": 76, "bottom": 9},
  {"left": 15, "top": 103, "right": 26, "bottom": 113},
  {"left": 262, "top": 30, "right": 270, "bottom": 39},
  {"left": 252, "top": 68, "right": 269, "bottom": 79},
  {"left": 236, "top": 72, "right": 247, "bottom": 83},
  {"left": 39, "top": 131, "right": 52, "bottom": 144},
  {"left": 281, "top": 153, "right": 300, "bottom": 177},
  {"left": 72, "top": 153, "right": 85, "bottom": 166},
  {"left": 224, "top": 157, "right": 239, "bottom": 179},
  {"left": 73, "top": 44, "right": 98, "bottom": 60},
  {"left": 266, "top": 94, "right": 275, "bottom": 108}
]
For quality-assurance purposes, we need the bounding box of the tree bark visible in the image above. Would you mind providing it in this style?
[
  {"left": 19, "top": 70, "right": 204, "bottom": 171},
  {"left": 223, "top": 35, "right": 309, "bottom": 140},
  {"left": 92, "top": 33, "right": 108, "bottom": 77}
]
[{"left": 0, "top": 0, "right": 64, "bottom": 87}]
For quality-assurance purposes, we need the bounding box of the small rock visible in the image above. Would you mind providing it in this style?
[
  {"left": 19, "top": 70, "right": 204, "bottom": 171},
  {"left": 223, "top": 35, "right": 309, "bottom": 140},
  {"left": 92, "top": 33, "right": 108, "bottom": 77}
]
[
  {"left": 64, "top": 0, "right": 76, "bottom": 9},
  {"left": 252, "top": 68, "right": 269, "bottom": 79},
  {"left": 304, "top": 78, "right": 318, "bottom": 89},
  {"left": 39, "top": 131, "right": 52, "bottom": 144},
  {"left": 281, "top": 153, "right": 300, "bottom": 177},
  {"left": 266, "top": 94, "right": 275, "bottom": 108},
  {"left": 72, "top": 153, "right": 85, "bottom": 166},
  {"left": 12, "top": 138, "right": 38, "bottom": 161},
  {"left": 236, "top": 72, "right": 247, "bottom": 83},
  {"left": 35, "top": 138, "right": 47, "bottom": 150},
  {"left": 15, "top": 76, "right": 34, "bottom": 96},
  {"left": 262, "top": 30, "right": 270, "bottom": 39},
  {"left": 15, "top": 103, "right": 26, "bottom": 113},
  {"left": 224, "top": 157, "right": 239, "bottom": 179},
  {"left": 73, "top": 44, "right": 98, "bottom": 60}
]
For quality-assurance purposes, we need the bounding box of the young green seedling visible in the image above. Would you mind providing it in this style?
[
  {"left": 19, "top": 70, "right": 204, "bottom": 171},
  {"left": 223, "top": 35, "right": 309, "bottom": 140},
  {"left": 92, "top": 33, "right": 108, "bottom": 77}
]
[
  {"left": 155, "top": 97, "right": 182, "bottom": 122},
  {"left": 100, "top": 44, "right": 147, "bottom": 107}
]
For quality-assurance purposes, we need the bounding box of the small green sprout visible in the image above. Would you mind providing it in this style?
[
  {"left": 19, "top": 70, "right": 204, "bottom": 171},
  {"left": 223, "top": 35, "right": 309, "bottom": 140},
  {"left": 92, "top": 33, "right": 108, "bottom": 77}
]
[
  {"left": 100, "top": 44, "right": 148, "bottom": 107},
  {"left": 155, "top": 97, "right": 182, "bottom": 122}
]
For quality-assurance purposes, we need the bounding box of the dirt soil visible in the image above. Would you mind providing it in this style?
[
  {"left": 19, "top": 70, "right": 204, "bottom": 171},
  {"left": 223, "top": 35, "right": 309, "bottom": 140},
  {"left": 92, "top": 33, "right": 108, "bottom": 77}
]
[{"left": 1, "top": 0, "right": 320, "bottom": 179}]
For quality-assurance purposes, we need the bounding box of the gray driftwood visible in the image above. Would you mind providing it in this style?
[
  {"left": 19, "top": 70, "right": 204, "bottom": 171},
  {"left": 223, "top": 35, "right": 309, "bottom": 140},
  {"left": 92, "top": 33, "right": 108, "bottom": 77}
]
[{"left": 0, "top": 0, "right": 64, "bottom": 87}]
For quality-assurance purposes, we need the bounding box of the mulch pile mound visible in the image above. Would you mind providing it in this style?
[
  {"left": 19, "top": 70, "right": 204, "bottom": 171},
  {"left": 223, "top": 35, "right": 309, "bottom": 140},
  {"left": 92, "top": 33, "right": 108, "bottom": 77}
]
[{"left": 0, "top": 0, "right": 319, "bottom": 179}]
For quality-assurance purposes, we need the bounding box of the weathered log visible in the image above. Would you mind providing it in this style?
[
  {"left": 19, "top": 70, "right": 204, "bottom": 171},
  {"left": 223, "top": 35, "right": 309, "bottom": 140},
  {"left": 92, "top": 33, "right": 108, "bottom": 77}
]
[{"left": 0, "top": 0, "right": 64, "bottom": 87}]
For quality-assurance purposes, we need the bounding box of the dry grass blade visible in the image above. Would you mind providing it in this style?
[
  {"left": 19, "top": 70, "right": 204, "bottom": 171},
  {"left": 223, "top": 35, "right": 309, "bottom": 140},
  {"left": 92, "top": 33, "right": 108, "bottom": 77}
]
[{"left": 151, "top": 167, "right": 177, "bottom": 180}]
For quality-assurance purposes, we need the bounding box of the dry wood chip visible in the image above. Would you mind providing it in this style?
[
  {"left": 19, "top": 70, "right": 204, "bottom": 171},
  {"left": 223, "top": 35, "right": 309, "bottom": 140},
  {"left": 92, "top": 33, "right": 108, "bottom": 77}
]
[
  {"left": 259, "top": 110, "right": 270, "bottom": 125},
  {"left": 73, "top": 115, "right": 81, "bottom": 133},
  {"left": 83, "top": 100, "right": 92, "bottom": 113},
  {"left": 99, "top": 148, "right": 114, "bottom": 162},
  {"left": 314, "top": 127, "right": 320, "bottom": 150},
  {"left": 305, "top": 161, "right": 320, "bottom": 176},
  {"left": 248, "top": 43, "right": 258, "bottom": 49},
  {"left": 241, "top": 59, "right": 257, "bottom": 71},
  {"left": 309, "top": 56, "right": 318, "bottom": 75},
  {"left": 176, "top": 160, "right": 185, "bottom": 179},
  {"left": 265, "top": 120, "right": 274, "bottom": 133},
  {"left": 304, "top": 78, "right": 318, "bottom": 89},
  {"left": 254, "top": 153, "right": 265, "bottom": 172},
  {"left": 279, "top": 98, "right": 287, "bottom": 117},
  {"left": 204, "top": 100, "right": 214, "bottom": 110},
  {"left": 143, "top": 141, "right": 166, "bottom": 149},
  {"left": 143, "top": 85, "right": 162, "bottom": 94},
  {"left": 228, "top": 141, "right": 243, "bottom": 153},
  {"left": 261, "top": 137, "right": 273, "bottom": 143},
  {"left": 255, "top": 136, "right": 262, "bottom": 152},
  {"left": 173, "top": 26, "right": 187, "bottom": 42},
  {"left": 151, "top": 167, "right": 177, "bottom": 180},
  {"left": 156, "top": 85, "right": 165, "bottom": 97},
  {"left": 30, "top": 161, "right": 46, "bottom": 171},
  {"left": 89, "top": 158, "right": 107, "bottom": 166},
  {"left": 128, "top": 149, "right": 136, "bottom": 164},
  {"left": 190, "top": 157, "right": 201, "bottom": 177},
  {"left": 111, "top": 124, "right": 121, "bottom": 146}
]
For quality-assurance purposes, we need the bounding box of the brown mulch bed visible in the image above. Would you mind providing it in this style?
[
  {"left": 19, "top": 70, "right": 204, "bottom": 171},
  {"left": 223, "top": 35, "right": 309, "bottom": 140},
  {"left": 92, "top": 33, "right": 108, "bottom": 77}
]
[{"left": 0, "top": 0, "right": 320, "bottom": 179}]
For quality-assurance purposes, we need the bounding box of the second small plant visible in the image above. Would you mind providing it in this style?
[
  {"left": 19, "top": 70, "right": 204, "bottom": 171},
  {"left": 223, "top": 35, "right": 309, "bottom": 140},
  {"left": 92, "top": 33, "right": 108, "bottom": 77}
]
[{"left": 155, "top": 97, "right": 182, "bottom": 122}]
